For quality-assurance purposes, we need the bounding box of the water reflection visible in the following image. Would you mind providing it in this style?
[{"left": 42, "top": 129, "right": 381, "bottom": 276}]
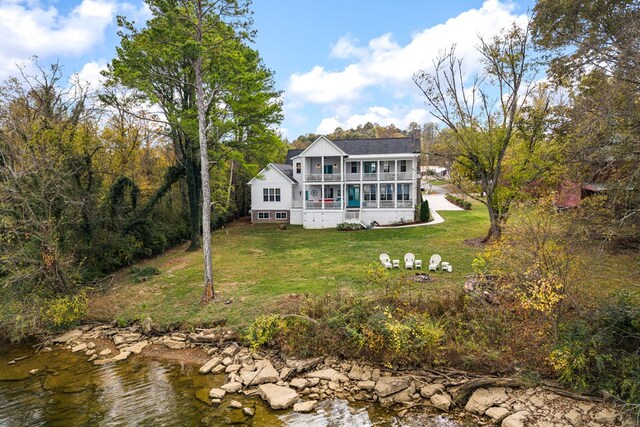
[{"left": 0, "top": 346, "right": 461, "bottom": 427}]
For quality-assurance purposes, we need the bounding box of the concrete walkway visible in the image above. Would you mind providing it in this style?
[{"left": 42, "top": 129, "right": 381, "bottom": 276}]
[{"left": 372, "top": 190, "right": 462, "bottom": 229}]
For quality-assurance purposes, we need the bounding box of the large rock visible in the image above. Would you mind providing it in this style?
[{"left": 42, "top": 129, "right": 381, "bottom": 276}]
[
  {"left": 306, "top": 368, "right": 349, "bottom": 383},
  {"left": 199, "top": 357, "right": 222, "bottom": 374},
  {"left": 348, "top": 365, "right": 366, "bottom": 381},
  {"left": 374, "top": 376, "right": 411, "bottom": 397},
  {"left": 594, "top": 409, "right": 617, "bottom": 424},
  {"left": 465, "top": 387, "right": 509, "bottom": 415},
  {"left": 209, "top": 388, "right": 226, "bottom": 399},
  {"left": 285, "top": 357, "right": 324, "bottom": 373},
  {"left": 420, "top": 383, "right": 444, "bottom": 398},
  {"left": 121, "top": 340, "right": 148, "bottom": 354},
  {"left": 239, "top": 360, "right": 279, "bottom": 386},
  {"left": 564, "top": 409, "right": 581, "bottom": 427},
  {"left": 220, "top": 382, "right": 243, "bottom": 393},
  {"left": 357, "top": 380, "right": 376, "bottom": 391},
  {"left": 113, "top": 333, "right": 142, "bottom": 346},
  {"left": 71, "top": 343, "right": 87, "bottom": 353},
  {"left": 501, "top": 411, "right": 529, "bottom": 427},
  {"left": 52, "top": 329, "right": 83, "bottom": 344},
  {"left": 221, "top": 342, "right": 240, "bottom": 358},
  {"left": 486, "top": 406, "right": 510, "bottom": 421},
  {"left": 290, "top": 378, "right": 309, "bottom": 390},
  {"left": 293, "top": 400, "right": 317, "bottom": 413},
  {"left": 431, "top": 392, "right": 452, "bottom": 411},
  {"left": 164, "top": 340, "right": 187, "bottom": 350},
  {"left": 257, "top": 384, "right": 299, "bottom": 410},
  {"left": 93, "top": 351, "right": 131, "bottom": 365}
]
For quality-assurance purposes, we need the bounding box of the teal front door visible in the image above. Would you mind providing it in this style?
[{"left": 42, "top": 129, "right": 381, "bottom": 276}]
[{"left": 348, "top": 186, "right": 360, "bottom": 208}]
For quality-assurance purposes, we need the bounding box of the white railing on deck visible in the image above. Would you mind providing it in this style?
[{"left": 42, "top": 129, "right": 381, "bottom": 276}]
[
  {"left": 345, "top": 173, "right": 360, "bottom": 181},
  {"left": 363, "top": 173, "right": 377, "bottom": 181},
  {"left": 396, "top": 172, "right": 412, "bottom": 180},
  {"left": 380, "top": 200, "right": 394, "bottom": 208},
  {"left": 362, "top": 201, "right": 377, "bottom": 208}
]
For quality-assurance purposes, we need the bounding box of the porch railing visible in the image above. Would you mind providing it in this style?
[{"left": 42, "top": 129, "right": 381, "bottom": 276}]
[
  {"left": 363, "top": 173, "right": 377, "bottom": 181},
  {"left": 323, "top": 173, "right": 342, "bottom": 182},
  {"left": 396, "top": 172, "right": 412, "bottom": 180},
  {"left": 380, "top": 200, "right": 395, "bottom": 208},
  {"left": 379, "top": 172, "right": 395, "bottom": 181},
  {"left": 345, "top": 173, "right": 360, "bottom": 181},
  {"left": 397, "top": 200, "right": 413, "bottom": 208},
  {"left": 305, "top": 174, "right": 322, "bottom": 182},
  {"left": 362, "top": 201, "right": 377, "bottom": 208}
]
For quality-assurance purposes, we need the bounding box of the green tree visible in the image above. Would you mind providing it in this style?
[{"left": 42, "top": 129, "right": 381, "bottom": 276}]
[
  {"left": 106, "top": 0, "right": 283, "bottom": 302},
  {"left": 413, "top": 24, "right": 557, "bottom": 241}
]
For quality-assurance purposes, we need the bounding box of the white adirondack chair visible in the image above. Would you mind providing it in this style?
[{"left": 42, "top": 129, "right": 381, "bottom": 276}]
[
  {"left": 404, "top": 253, "right": 415, "bottom": 269},
  {"left": 379, "top": 253, "right": 392, "bottom": 269},
  {"left": 428, "top": 254, "right": 441, "bottom": 271}
]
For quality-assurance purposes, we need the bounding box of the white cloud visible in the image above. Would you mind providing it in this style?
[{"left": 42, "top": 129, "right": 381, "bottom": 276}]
[
  {"left": 0, "top": 0, "right": 116, "bottom": 65},
  {"left": 74, "top": 60, "right": 108, "bottom": 89},
  {"left": 287, "top": 0, "right": 527, "bottom": 136},
  {"left": 316, "top": 106, "right": 432, "bottom": 134}
]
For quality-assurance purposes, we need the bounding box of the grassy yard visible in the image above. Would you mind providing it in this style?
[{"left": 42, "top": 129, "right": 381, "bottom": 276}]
[
  {"left": 88, "top": 204, "right": 489, "bottom": 329},
  {"left": 88, "top": 201, "right": 640, "bottom": 331}
]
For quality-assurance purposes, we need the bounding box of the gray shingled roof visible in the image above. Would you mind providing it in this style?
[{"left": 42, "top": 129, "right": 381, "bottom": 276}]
[
  {"left": 272, "top": 163, "right": 294, "bottom": 181},
  {"left": 285, "top": 149, "right": 304, "bottom": 165},
  {"left": 333, "top": 138, "right": 420, "bottom": 155}
]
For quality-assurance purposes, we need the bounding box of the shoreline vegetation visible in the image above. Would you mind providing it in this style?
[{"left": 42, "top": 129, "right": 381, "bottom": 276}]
[{"left": 18, "top": 322, "right": 629, "bottom": 426}]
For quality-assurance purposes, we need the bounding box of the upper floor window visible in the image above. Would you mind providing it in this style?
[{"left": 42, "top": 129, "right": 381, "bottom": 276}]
[
  {"left": 382, "top": 161, "right": 390, "bottom": 173},
  {"left": 350, "top": 162, "right": 358, "bottom": 173},
  {"left": 296, "top": 162, "right": 301, "bottom": 174},
  {"left": 364, "top": 161, "right": 377, "bottom": 174},
  {"left": 399, "top": 160, "right": 407, "bottom": 172},
  {"left": 263, "top": 188, "right": 281, "bottom": 202}
]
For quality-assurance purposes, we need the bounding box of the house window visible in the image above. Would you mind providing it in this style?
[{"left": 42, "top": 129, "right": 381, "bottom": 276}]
[
  {"left": 364, "top": 161, "right": 377, "bottom": 174},
  {"left": 399, "top": 160, "right": 407, "bottom": 172},
  {"left": 397, "top": 183, "right": 410, "bottom": 201},
  {"left": 325, "top": 187, "right": 334, "bottom": 199},
  {"left": 275, "top": 212, "right": 287, "bottom": 219},
  {"left": 296, "top": 162, "right": 301, "bottom": 174},
  {"left": 380, "top": 184, "right": 394, "bottom": 200},
  {"left": 363, "top": 184, "right": 377, "bottom": 201},
  {"left": 263, "top": 188, "right": 281, "bottom": 202},
  {"left": 382, "top": 161, "right": 390, "bottom": 173},
  {"left": 350, "top": 162, "right": 358, "bottom": 173},
  {"left": 258, "top": 212, "right": 270, "bottom": 219}
]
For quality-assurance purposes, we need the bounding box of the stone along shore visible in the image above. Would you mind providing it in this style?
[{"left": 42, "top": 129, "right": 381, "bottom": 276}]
[{"left": 49, "top": 324, "right": 633, "bottom": 427}]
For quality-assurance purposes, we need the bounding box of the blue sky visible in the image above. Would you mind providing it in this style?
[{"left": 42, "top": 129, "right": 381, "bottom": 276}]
[{"left": 0, "top": 0, "right": 531, "bottom": 140}]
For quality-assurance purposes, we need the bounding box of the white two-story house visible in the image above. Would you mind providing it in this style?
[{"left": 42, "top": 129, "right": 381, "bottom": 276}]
[{"left": 248, "top": 136, "right": 421, "bottom": 228}]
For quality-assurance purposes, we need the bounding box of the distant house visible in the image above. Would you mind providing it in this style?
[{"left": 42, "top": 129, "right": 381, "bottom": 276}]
[{"left": 248, "top": 136, "right": 421, "bottom": 228}]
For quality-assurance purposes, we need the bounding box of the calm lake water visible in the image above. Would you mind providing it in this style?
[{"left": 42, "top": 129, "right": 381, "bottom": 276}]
[{"left": 0, "top": 345, "right": 462, "bottom": 426}]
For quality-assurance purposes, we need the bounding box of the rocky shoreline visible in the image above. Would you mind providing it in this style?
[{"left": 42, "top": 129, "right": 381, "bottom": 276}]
[{"left": 48, "top": 324, "right": 634, "bottom": 427}]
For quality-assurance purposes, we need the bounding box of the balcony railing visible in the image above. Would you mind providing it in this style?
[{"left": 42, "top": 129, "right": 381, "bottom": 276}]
[
  {"left": 379, "top": 172, "right": 395, "bottom": 181},
  {"left": 305, "top": 201, "right": 342, "bottom": 210},
  {"left": 363, "top": 173, "right": 377, "bottom": 181},
  {"left": 345, "top": 173, "right": 360, "bottom": 181},
  {"left": 397, "top": 200, "right": 413, "bottom": 208},
  {"left": 324, "top": 173, "right": 342, "bottom": 182},
  {"left": 396, "top": 172, "right": 412, "bottom": 180},
  {"left": 362, "top": 200, "right": 377, "bottom": 208},
  {"left": 379, "top": 200, "right": 395, "bottom": 208},
  {"left": 306, "top": 174, "right": 322, "bottom": 182}
]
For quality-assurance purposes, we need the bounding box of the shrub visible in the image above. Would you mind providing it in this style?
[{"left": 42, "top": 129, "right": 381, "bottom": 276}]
[
  {"left": 419, "top": 200, "right": 431, "bottom": 222},
  {"left": 445, "top": 193, "right": 472, "bottom": 209},
  {"left": 130, "top": 266, "right": 160, "bottom": 283},
  {"left": 336, "top": 222, "right": 363, "bottom": 231},
  {"left": 244, "top": 314, "right": 285, "bottom": 350},
  {"left": 43, "top": 289, "right": 89, "bottom": 330}
]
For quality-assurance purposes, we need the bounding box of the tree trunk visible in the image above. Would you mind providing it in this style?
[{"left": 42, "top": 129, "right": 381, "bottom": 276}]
[
  {"left": 483, "top": 194, "right": 502, "bottom": 242},
  {"left": 195, "top": 55, "right": 215, "bottom": 303},
  {"left": 185, "top": 155, "right": 202, "bottom": 251}
]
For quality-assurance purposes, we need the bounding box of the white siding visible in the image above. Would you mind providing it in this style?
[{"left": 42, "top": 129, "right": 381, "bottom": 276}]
[
  {"left": 361, "top": 209, "right": 415, "bottom": 226},
  {"left": 290, "top": 208, "right": 303, "bottom": 225},
  {"left": 250, "top": 166, "right": 293, "bottom": 211},
  {"left": 303, "top": 211, "right": 343, "bottom": 229},
  {"left": 302, "top": 136, "right": 345, "bottom": 158}
]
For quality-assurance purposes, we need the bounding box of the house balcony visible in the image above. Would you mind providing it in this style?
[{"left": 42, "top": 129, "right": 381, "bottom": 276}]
[
  {"left": 363, "top": 173, "right": 377, "bottom": 181},
  {"left": 324, "top": 173, "right": 342, "bottom": 182},
  {"left": 305, "top": 173, "right": 342, "bottom": 182},
  {"left": 345, "top": 173, "right": 360, "bottom": 181},
  {"left": 379, "top": 172, "right": 395, "bottom": 181},
  {"left": 306, "top": 174, "right": 322, "bottom": 182},
  {"left": 305, "top": 201, "right": 342, "bottom": 210},
  {"left": 396, "top": 172, "right": 413, "bottom": 180}
]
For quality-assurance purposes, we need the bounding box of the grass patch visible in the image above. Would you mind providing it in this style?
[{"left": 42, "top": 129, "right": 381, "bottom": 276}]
[{"left": 88, "top": 203, "right": 489, "bottom": 330}]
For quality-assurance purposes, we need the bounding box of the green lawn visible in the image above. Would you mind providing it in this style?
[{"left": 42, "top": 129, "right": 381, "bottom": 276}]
[
  {"left": 88, "top": 204, "right": 489, "bottom": 329},
  {"left": 88, "top": 202, "right": 640, "bottom": 331}
]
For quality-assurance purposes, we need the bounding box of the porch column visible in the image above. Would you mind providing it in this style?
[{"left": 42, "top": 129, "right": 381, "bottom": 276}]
[
  {"left": 321, "top": 184, "right": 325, "bottom": 210},
  {"left": 321, "top": 157, "right": 325, "bottom": 182},
  {"left": 395, "top": 160, "right": 398, "bottom": 180},
  {"left": 303, "top": 183, "right": 306, "bottom": 209},
  {"left": 360, "top": 161, "right": 363, "bottom": 181}
]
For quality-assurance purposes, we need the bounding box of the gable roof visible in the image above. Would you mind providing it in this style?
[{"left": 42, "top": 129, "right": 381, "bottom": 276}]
[
  {"left": 272, "top": 163, "right": 294, "bottom": 181},
  {"left": 285, "top": 149, "right": 303, "bottom": 165},
  {"left": 332, "top": 137, "right": 420, "bottom": 155},
  {"left": 248, "top": 163, "right": 295, "bottom": 185}
]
